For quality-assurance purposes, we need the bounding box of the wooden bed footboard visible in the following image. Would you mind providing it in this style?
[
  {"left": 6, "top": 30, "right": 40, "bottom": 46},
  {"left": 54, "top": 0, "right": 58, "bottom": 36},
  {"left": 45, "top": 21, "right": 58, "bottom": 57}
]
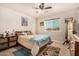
[{"left": 18, "top": 37, "right": 52, "bottom": 56}]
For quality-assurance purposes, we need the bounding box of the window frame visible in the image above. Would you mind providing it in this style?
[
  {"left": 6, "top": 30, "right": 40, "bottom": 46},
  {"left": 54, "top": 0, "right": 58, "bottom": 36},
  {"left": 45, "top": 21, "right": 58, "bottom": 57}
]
[{"left": 44, "top": 18, "right": 60, "bottom": 31}]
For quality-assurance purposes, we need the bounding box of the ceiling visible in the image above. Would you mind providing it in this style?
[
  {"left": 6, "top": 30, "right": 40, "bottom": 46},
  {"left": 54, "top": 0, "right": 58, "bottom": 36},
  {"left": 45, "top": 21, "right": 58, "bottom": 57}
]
[{"left": 0, "top": 3, "right": 79, "bottom": 18}]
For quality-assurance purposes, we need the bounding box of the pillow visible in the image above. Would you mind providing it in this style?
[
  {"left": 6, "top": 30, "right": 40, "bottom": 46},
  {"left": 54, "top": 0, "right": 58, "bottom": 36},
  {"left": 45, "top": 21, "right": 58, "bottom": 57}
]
[
  {"left": 3, "top": 33, "right": 6, "bottom": 37},
  {"left": 22, "top": 32, "right": 27, "bottom": 35},
  {"left": 26, "top": 31, "right": 32, "bottom": 35}
]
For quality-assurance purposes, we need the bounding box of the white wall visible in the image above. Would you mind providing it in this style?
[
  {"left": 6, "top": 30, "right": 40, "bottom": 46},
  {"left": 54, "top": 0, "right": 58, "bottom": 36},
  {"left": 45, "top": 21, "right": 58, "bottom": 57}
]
[
  {"left": 36, "top": 9, "right": 79, "bottom": 42},
  {"left": 0, "top": 7, "right": 36, "bottom": 34},
  {"left": 0, "top": 6, "right": 79, "bottom": 43}
]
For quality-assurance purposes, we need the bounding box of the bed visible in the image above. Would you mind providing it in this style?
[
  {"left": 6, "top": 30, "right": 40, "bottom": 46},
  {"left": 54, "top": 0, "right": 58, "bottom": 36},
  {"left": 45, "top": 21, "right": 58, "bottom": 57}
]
[{"left": 16, "top": 31, "right": 50, "bottom": 55}]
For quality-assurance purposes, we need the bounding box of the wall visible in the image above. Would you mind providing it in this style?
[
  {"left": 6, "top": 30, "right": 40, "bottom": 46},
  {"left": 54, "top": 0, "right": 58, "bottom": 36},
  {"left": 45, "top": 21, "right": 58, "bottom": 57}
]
[
  {"left": 0, "top": 7, "right": 36, "bottom": 34},
  {"left": 0, "top": 6, "right": 79, "bottom": 43},
  {"left": 36, "top": 9, "right": 79, "bottom": 42}
]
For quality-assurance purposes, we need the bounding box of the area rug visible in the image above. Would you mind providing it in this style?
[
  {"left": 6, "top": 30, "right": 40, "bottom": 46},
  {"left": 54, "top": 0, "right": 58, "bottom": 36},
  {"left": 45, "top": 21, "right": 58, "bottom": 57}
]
[
  {"left": 13, "top": 48, "right": 32, "bottom": 56},
  {"left": 13, "top": 46, "right": 60, "bottom": 56},
  {"left": 39, "top": 46, "right": 60, "bottom": 56}
]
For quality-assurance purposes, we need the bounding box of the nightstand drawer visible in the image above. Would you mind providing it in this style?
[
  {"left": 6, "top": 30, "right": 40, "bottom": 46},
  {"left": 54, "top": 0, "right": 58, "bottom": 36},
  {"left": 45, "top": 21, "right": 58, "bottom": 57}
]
[
  {"left": 0, "top": 43, "right": 8, "bottom": 50},
  {"left": 9, "top": 41, "right": 16, "bottom": 47},
  {"left": 0, "top": 38, "right": 8, "bottom": 43},
  {"left": 9, "top": 37, "right": 16, "bottom": 41}
]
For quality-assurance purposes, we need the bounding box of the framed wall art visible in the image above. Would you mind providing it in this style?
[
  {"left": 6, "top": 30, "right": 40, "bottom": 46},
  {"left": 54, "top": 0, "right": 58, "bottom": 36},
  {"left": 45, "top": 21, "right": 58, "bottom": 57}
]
[
  {"left": 21, "top": 16, "right": 28, "bottom": 26},
  {"left": 40, "top": 22, "right": 44, "bottom": 26}
]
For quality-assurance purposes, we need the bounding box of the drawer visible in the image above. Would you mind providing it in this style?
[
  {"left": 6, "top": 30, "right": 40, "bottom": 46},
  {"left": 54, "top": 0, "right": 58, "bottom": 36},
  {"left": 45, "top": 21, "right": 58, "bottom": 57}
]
[
  {"left": 75, "top": 50, "right": 79, "bottom": 56},
  {"left": 0, "top": 43, "right": 8, "bottom": 50},
  {"left": 75, "top": 43, "right": 79, "bottom": 46},
  {"left": 9, "top": 37, "right": 16, "bottom": 41},
  {"left": 0, "top": 39, "right": 8, "bottom": 43},
  {"left": 9, "top": 41, "right": 16, "bottom": 47}
]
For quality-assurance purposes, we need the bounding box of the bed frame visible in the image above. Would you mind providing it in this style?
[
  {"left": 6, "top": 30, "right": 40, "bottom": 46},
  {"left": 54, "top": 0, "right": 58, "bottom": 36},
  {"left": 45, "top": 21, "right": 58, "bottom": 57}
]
[
  {"left": 18, "top": 37, "right": 52, "bottom": 56},
  {"left": 15, "top": 31, "right": 33, "bottom": 36},
  {"left": 15, "top": 31, "right": 52, "bottom": 56}
]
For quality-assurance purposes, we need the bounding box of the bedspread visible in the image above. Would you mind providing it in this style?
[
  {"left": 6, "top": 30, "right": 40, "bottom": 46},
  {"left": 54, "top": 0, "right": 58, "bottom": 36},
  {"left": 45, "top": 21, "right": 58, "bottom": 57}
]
[{"left": 18, "top": 34, "right": 50, "bottom": 56}]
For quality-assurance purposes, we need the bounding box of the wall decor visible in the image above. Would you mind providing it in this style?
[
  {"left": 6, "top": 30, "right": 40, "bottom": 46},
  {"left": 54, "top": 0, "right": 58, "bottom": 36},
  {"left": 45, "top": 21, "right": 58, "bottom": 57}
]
[
  {"left": 21, "top": 16, "right": 28, "bottom": 26},
  {"left": 40, "top": 22, "right": 44, "bottom": 26}
]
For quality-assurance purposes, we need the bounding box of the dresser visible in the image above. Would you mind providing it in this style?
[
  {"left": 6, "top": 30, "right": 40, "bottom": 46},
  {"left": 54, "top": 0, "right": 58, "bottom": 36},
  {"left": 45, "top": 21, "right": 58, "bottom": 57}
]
[
  {"left": 70, "top": 34, "right": 79, "bottom": 56},
  {"left": 0, "top": 35, "right": 18, "bottom": 51}
]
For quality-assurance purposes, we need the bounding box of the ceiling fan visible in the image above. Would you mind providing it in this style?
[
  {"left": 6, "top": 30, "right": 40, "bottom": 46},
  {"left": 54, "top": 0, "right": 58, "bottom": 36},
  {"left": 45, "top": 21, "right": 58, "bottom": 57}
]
[{"left": 33, "top": 3, "right": 52, "bottom": 10}]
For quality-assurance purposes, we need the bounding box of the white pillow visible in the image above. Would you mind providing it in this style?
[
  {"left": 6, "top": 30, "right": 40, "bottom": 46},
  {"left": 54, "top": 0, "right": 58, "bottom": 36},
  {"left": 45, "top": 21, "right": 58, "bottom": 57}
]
[
  {"left": 3, "top": 33, "right": 6, "bottom": 37},
  {"left": 22, "top": 32, "right": 27, "bottom": 35}
]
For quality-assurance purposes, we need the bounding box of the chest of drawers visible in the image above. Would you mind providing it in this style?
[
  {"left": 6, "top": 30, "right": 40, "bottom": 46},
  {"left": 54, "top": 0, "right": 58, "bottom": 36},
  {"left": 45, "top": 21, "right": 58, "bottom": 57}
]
[
  {"left": 70, "top": 34, "right": 79, "bottom": 56},
  {"left": 0, "top": 36, "right": 18, "bottom": 51}
]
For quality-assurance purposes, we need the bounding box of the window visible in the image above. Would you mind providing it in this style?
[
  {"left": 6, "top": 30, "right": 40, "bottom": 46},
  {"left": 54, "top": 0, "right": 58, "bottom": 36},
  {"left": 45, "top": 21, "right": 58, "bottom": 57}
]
[{"left": 44, "top": 19, "right": 60, "bottom": 30}]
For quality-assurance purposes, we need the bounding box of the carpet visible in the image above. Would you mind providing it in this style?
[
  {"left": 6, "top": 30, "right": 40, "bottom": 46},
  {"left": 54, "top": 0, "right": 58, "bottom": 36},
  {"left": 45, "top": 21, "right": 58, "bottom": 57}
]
[
  {"left": 39, "top": 45, "right": 60, "bottom": 56},
  {"left": 13, "top": 45, "right": 60, "bottom": 56},
  {"left": 13, "top": 48, "right": 32, "bottom": 56}
]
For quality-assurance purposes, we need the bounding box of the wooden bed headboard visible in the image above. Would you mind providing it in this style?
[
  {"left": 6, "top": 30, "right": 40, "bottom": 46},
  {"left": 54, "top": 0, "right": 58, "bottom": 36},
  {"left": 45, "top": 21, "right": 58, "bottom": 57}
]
[{"left": 15, "top": 31, "right": 32, "bottom": 36}]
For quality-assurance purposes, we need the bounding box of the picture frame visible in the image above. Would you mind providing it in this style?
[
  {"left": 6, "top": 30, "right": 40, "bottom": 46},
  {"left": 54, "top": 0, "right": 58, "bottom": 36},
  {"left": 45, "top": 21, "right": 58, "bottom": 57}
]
[
  {"left": 21, "top": 16, "right": 28, "bottom": 26},
  {"left": 40, "top": 22, "right": 44, "bottom": 26}
]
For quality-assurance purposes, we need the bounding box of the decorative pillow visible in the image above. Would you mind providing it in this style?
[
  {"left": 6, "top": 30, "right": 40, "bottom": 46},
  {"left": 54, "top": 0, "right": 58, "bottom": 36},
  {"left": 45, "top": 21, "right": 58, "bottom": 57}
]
[
  {"left": 3, "top": 33, "right": 6, "bottom": 37},
  {"left": 26, "top": 31, "right": 32, "bottom": 35},
  {"left": 22, "top": 32, "right": 27, "bottom": 35}
]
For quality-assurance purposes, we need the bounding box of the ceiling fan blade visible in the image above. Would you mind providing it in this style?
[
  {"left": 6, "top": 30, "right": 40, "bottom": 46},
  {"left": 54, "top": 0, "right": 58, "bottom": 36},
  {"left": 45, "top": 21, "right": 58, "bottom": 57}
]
[
  {"left": 44, "top": 7, "right": 52, "bottom": 9},
  {"left": 32, "top": 7, "right": 39, "bottom": 9}
]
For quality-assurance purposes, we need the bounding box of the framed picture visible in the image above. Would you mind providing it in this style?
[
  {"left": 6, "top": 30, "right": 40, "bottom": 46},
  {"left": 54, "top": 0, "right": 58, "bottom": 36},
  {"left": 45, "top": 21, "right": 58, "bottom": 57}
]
[
  {"left": 40, "top": 22, "right": 44, "bottom": 26},
  {"left": 21, "top": 16, "right": 28, "bottom": 26}
]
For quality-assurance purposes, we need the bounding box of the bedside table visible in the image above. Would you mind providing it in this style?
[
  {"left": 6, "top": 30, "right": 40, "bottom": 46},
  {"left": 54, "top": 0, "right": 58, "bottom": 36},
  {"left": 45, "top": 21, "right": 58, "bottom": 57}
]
[{"left": 0, "top": 35, "right": 18, "bottom": 51}]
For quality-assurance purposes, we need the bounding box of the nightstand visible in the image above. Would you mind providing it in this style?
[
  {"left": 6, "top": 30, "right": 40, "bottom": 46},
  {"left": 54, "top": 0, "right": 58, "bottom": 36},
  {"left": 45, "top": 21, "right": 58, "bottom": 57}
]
[{"left": 0, "top": 35, "right": 18, "bottom": 51}]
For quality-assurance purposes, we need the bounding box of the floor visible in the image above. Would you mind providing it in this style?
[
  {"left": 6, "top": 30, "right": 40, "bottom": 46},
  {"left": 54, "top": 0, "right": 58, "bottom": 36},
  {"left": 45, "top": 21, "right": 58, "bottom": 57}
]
[
  {"left": 0, "top": 41, "right": 70, "bottom": 56},
  {"left": 51, "top": 41, "right": 70, "bottom": 56}
]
